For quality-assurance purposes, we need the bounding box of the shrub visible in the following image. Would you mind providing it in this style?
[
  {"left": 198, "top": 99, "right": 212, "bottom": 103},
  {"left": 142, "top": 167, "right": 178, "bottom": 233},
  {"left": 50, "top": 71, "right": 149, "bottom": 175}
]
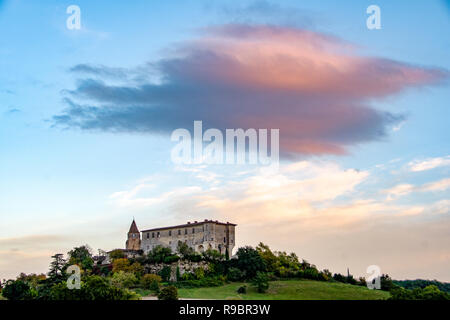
[
  {"left": 109, "top": 249, "right": 126, "bottom": 260},
  {"left": 141, "top": 274, "right": 162, "bottom": 291},
  {"left": 194, "top": 267, "right": 205, "bottom": 280},
  {"left": 158, "top": 266, "right": 172, "bottom": 282},
  {"left": 251, "top": 272, "right": 269, "bottom": 293},
  {"left": 2, "top": 280, "right": 36, "bottom": 300},
  {"left": 237, "top": 285, "right": 247, "bottom": 294},
  {"left": 112, "top": 258, "right": 130, "bottom": 273},
  {"left": 148, "top": 246, "right": 177, "bottom": 264},
  {"left": 110, "top": 271, "right": 137, "bottom": 289},
  {"left": 158, "top": 286, "right": 178, "bottom": 300},
  {"left": 227, "top": 267, "right": 245, "bottom": 281},
  {"left": 163, "top": 255, "right": 180, "bottom": 264}
]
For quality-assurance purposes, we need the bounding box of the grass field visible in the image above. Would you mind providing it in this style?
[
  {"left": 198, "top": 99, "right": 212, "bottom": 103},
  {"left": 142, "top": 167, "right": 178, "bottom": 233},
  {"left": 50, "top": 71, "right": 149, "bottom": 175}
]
[{"left": 178, "top": 280, "right": 390, "bottom": 300}]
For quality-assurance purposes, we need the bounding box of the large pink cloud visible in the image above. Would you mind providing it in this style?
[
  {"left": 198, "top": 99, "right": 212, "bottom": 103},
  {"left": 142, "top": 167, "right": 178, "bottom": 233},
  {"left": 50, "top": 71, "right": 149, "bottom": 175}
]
[{"left": 54, "top": 24, "right": 448, "bottom": 156}]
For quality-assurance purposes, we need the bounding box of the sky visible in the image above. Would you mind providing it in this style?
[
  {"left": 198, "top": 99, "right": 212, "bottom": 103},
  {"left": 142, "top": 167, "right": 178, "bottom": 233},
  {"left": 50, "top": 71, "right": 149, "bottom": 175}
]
[{"left": 0, "top": 0, "right": 449, "bottom": 281}]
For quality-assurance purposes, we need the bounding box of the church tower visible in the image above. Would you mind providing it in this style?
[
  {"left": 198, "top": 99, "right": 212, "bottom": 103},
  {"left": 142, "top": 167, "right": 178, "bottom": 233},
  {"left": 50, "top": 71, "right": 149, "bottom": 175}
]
[{"left": 126, "top": 219, "right": 141, "bottom": 251}]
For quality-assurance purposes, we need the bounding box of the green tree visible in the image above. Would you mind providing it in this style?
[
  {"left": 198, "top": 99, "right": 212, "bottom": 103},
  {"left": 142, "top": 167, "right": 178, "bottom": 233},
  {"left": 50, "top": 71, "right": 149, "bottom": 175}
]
[
  {"left": 2, "top": 280, "right": 36, "bottom": 300},
  {"left": 110, "top": 271, "right": 137, "bottom": 289},
  {"left": 112, "top": 258, "right": 130, "bottom": 273},
  {"left": 251, "top": 272, "right": 269, "bottom": 293},
  {"left": 67, "top": 245, "right": 94, "bottom": 271},
  {"left": 236, "top": 246, "right": 266, "bottom": 279},
  {"left": 48, "top": 254, "right": 67, "bottom": 284},
  {"left": 141, "top": 274, "right": 162, "bottom": 292},
  {"left": 109, "top": 249, "right": 125, "bottom": 260}
]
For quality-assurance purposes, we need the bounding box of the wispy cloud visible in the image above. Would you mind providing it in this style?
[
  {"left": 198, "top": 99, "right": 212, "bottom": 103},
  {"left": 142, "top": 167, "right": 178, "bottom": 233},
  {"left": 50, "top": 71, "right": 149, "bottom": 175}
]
[{"left": 408, "top": 155, "right": 450, "bottom": 172}]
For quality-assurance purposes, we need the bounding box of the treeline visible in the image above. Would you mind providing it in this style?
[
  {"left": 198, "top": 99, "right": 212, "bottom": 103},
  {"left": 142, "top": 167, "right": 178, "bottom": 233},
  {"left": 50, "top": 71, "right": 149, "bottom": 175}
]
[
  {"left": 1, "top": 242, "right": 449, "bottom": 300},
  {"left": 393, "top": 279, "right": 450, "bottom": 293}
]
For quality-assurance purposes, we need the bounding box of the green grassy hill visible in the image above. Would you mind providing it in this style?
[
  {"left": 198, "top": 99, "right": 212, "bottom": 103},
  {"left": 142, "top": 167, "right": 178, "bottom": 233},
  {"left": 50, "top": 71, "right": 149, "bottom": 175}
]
[{"left": 178, "top": 280, "right": 390, "bottom": 300}]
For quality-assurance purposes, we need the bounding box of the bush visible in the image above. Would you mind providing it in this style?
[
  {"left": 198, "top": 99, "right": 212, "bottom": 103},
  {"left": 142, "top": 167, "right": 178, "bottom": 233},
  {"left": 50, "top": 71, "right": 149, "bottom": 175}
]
[
  {"left": 2, "top": 280, "right": 36, "bottom": 300},
  {"left": 251, "top": 272, "right": 269, "bottom": 293},
  {"left": 194, "top": 267, "right": 205, "bottom": 280},
  {"left": 158, "top": 266, "right": 172, "bottom": 282},
  {"left": 227, "top": 267, "right": 245, "bottom": 281},
  {"left": 148, "top": 246, "right": 178, "bottom": 264},
  {"left": 141, "top": 274, "right": 162, "bottom": 292},
  {"left": 237, "top": 285, "right": 247, "bottom": 294},
  {"left": 110, "top": 271, "right": 137, "bottom": 289},
  {"left": 158, "top": 285, "right": 178, "bottom": 300},
  {"left": 175, "top": 276, "right": 226, "bottom": 289}
]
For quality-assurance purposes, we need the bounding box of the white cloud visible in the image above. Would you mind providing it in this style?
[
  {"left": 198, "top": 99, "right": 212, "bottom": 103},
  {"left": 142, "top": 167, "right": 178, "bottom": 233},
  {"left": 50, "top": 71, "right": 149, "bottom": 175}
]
[{"left": 408, "top": 156, "right": 450, "bottom": 172}]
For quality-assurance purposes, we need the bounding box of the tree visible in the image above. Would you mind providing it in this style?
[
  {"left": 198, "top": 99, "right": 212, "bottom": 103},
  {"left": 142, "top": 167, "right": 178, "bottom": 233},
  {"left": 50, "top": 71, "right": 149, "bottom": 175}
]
[
  {"left": 251, "top": 272, "right": 269, "bottom": 293},
  {"left": 141, "top": 274, "right": 162, "bottom": 291},
  {"left": 202, "top": 249, "right": 224, "bottom": 262},
  {"left": 256, "top": 243, "right": 278, "bottom": 273},
  {"left": 112, "top": 258, "right": 130, "bottom": 273},
  {"left": 2, "top": 280, "right": 36, "bottom": 300},
  {"left": 48, "top": 254, "right": 67, "bottom": 284},
  {"left": 236, "top": 246, "right": 266, "bottom": 279},
  {"left": 177, "top": 241, "right": 195, "bottom": 259},
  {"left": 67, "top": 245, "right": 94, "bottom": 271}
]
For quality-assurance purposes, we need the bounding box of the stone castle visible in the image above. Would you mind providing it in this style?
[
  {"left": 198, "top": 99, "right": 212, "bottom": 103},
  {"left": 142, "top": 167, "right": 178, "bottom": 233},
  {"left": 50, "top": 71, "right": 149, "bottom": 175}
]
[{"left": 125, "top": 219, "right": 237, "bottom": 256}]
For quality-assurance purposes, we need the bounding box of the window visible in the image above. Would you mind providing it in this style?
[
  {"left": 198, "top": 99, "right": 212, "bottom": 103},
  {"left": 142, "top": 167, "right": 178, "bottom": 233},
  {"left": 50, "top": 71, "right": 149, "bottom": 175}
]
[
  {"left": 224, "top": 237, "right": 226, "bottom": 243},
  {"left": 192, "top": 228, "right": 195, "bottom": 234},
  {"left": 157, "top": 232, "right": 160, "bottom": 238},
  {"left": 152, "top": 232, "right": 155, "bottom": 238},
  {"left": 185, "top": 229, "right": 187, "bottom": 235},
  {"left": 146, "top": 233, "right": 149, "bottom": 239},
  {"left": 169, "top": 230, "right": 172, "bottom": 236},
  {"left": 178, "top": 230, "right": 181, "bottom": 235}
]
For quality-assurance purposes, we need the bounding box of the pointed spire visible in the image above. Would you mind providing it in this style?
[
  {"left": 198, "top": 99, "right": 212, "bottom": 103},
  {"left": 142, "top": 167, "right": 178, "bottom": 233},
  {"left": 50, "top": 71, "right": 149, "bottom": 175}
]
[{"left": 128, "top": 219, "right": 139, "bottom": 234}]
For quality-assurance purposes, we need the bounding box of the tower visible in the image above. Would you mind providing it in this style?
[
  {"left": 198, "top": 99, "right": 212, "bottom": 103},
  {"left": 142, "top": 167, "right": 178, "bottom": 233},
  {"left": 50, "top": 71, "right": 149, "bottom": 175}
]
[{"left": 126, "top": 219, "right": 141, "bottom": 251}]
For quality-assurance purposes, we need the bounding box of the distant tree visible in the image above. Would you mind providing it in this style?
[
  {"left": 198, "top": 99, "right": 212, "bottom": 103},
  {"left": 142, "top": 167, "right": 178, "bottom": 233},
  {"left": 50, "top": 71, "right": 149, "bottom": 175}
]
[
  {"left": 68, "top": 245, "right": 94, "bottom": 271},
  {"left": 202, "top": 249, "right": 224, "bottom": 262},
  {"left": 128, "top": 262, "right": 144, "bottom": 277},
  {"left": 380, "top": 274, "right": 395, "bottom": 291},
  {"left": 16, "top": 273, "right": 46, "bottom": 289},
  {"left": 236, "top": 246, "right": 266, "bottom": 279},
  {"left": 148, "top": 245, "right": 177, "bottom": 263},
  {"left": 177, "top": 241, "right": 194, "bottom": 259},
  {"left": 141, "top": 274, "right": 162, "bottom": 292},
  {"left": 47, "top": 254, "right": 67, "bottom": 284}
]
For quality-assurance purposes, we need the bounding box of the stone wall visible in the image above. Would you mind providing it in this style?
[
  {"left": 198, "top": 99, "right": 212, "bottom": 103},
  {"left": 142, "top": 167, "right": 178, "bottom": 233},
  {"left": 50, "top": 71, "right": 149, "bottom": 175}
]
[{"left": 144, "top": 260, "right": 210, "bottom": 281}]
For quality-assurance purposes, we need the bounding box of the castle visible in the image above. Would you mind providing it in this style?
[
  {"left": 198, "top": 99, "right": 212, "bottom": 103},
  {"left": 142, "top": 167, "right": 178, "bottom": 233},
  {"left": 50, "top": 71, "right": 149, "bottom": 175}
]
[{"left": 126, "top": 219, "right": 237, "bottom": 256}]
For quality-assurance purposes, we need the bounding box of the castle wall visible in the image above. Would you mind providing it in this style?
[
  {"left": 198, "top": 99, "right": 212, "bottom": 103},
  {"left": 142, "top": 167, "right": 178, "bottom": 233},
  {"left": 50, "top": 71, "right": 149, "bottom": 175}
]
[{"left": 141, "top": 221, "right": 235, "bottom": 256}]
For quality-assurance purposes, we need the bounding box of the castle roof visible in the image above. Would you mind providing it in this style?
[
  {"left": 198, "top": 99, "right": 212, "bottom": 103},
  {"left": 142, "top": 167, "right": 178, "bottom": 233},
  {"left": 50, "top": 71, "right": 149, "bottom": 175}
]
[
  {"left": 141, "top": 219, "right": 237, "bottom": 233},
  {"left": 128, "top": 219, "right": 139, "bottom": 234}
]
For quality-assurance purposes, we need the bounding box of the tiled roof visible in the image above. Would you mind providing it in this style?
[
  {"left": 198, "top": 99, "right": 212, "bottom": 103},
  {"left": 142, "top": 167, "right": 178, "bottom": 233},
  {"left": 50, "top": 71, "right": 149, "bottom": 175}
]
[{"left": 141, "top": 219, "right": 237, "bottom": 232}]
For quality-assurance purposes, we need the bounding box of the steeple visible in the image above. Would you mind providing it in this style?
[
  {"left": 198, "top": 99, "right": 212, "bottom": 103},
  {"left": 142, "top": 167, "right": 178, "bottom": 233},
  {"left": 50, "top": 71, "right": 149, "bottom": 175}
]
[
  {"left": 128, "top": 219, "right": 139, "bottom": 234},
  {"left": 126, "top": 219, "right": 141, "bottom": 251}
]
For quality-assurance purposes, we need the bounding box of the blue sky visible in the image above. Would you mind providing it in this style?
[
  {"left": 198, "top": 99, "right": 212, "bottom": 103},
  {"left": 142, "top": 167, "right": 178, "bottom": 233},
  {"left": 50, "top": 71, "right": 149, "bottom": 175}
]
[{"left": 0, "top": 0, "right": 449, "bottom": 281}]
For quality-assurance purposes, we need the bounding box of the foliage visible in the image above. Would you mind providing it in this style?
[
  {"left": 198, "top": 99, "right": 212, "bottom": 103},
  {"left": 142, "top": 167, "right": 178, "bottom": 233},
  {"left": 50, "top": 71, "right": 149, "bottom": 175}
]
[
  {"left": 202, "top": 249, "right": 224, "bottom": 262},
  {"left": 16, "top": 273, "right": 46, "bottom": 289},
  {"left": 389, "top": 285, "right": 449, "bottom": 300},
  {"left": 109, "top": 249, "right": 126, "bottom": 260},
  {"left": 158, "top": 266, "right": 172, "bottom": 282},
  {"left": 110, "top": 271, "right": 138, "bottom": 289},
  {"left": 129, "top": 262, "right": 144, "bottom": 277},
  {"left": 2, "top": 280, "right": 37, "bottom": 300},
  {"left": 393, "top": 279, "right": 450, "bottom": 293},
  {"left": 141, "top": 274, "right": 162, "bottom": 292},
  {"left": 177, "top": 241, "right": 195, "bottom": 259},
  {"left": 380, "top": 274, "right": 395, "bottom": 291},
  {"left": 112, "top": 258, "right": 130, "bottom": 273},
  {"left": 147, "top": 245, "right": 179, "bottom": 264},
  {"left": 194, "top": 267, "right": 205, "bottom": 280},
  {"left": 158, "top": 285, "right": 178, "bottom": 300},
  {"left": 47, "top": 254, "right": 67, "bottom": 284},
  {"left": 236, "top": 246, "right": 266, "bottom": 279},
  {"left": 175, "top": 276, "right": 226, "bottom": 289},
  {"left": 227, "top": 267, "right": 246, "bottom": 281},
  {"left": 237, "top": 285, "right": 247, "bottom": 294},
  {"left": 251, "top": 272, "right": 269, "bottom": 293},
  {"left": 67, "top": 245, "right": 94, "bottom": 271}
]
